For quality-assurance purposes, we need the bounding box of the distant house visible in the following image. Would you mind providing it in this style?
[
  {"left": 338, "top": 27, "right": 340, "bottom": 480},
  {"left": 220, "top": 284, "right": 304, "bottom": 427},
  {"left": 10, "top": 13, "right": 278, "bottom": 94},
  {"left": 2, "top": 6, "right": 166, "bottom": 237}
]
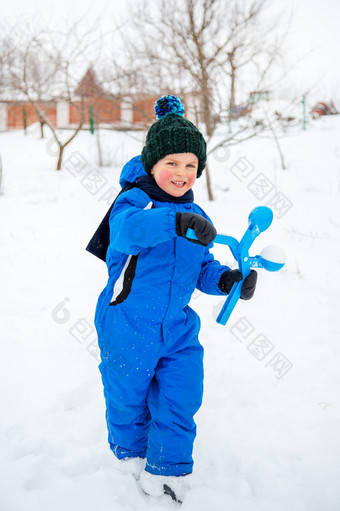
[
  {"left": 0, "top": 68, "right": 199, "bottom": 132},
  {"left": 249, "top": 90, "right": 271, "bottom": 104}
]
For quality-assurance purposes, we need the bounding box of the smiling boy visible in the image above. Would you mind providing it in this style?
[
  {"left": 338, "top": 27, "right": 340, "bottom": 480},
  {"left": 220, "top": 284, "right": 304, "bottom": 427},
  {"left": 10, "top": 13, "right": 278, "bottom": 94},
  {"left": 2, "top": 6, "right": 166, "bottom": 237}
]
[
  {"left": 93, "top": 96, "right": 257, "bottom": 503},
  {"left": 150, "top": 153, "right": 198, "bottom": 196}
]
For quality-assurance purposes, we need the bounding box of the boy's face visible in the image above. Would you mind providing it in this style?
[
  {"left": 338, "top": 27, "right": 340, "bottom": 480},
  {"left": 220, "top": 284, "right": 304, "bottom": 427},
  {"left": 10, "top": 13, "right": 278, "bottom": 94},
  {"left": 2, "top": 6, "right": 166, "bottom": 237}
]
[{"left": 150, "top": 153, "right": 198, "bottom": 197}]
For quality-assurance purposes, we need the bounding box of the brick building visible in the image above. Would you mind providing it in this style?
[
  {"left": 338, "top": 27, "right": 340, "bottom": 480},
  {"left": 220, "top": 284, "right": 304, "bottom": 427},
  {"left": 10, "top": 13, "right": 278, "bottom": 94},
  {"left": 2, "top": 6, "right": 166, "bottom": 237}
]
[{"left": 0, "top": 69, "right": 200, "bottom": 131}]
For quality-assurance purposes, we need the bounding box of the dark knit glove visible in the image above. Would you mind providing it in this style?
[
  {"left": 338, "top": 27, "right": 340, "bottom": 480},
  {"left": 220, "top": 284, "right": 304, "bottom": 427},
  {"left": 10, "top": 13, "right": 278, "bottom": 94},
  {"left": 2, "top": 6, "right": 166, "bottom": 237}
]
[
  {"left": 219, "top": 269, "right": 258, "bottom": 300},
  {"left": 240, "top": 270, "right": 257, "bottom": 300},
  {"left": 176, "top": 212, "right": 217, "bottom": 246},
  {"left": 218, "top": 269, "right": 243, "bottom": 294}
]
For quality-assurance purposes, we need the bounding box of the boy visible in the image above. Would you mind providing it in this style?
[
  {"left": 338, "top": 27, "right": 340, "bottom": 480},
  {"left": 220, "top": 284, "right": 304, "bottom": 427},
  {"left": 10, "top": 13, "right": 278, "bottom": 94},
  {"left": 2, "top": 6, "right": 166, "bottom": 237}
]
[{"left": 93, "top": 96, "right": 257, "bottom": 502}]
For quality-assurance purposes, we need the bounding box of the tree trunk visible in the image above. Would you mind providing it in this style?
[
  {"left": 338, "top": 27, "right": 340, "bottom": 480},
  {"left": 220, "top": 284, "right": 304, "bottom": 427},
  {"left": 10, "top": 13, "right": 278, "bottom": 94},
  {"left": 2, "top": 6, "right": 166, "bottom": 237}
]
[
  {"left": 230, "top": 64, "right": 236, "bottom": 112},
  {"left": 56, "top": 145, "right": 64, "bottom": 171},
  {"left": 40, "top": 122, "right": 45, "bottom": 139},
  {"left": 227, "top": 52, "right": 237, "bottom": 134},
  {"left": 201, "top": 92, "right": 214, "bottom": 201},
  {"left": 55, "top": 113, "right": 84, "bottom": 171},
  {"left": 205, "top": 161, "right": 213, "bottom": 201},
  {"left": 265, "top": 114, "right": 286, "bottom": 170},
  {"left": 96, "top": 125, "right": 103, "bottom": 167}
]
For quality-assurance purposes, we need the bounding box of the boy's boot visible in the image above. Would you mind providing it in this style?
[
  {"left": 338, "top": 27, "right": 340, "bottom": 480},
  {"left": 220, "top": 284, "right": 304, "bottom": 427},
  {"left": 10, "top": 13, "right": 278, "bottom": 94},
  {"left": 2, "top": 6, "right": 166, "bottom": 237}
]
[
  {"left": 116, "top": 457, "right": 146, "bottom": 480},
  {"left": 139, "top": 470, "right": 192, "bottom": 504}
]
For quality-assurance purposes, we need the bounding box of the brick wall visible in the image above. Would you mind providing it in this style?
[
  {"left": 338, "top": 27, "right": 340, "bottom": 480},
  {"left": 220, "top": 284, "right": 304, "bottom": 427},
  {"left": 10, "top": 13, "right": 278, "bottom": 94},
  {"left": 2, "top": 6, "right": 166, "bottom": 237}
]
[
  {"left": 3, "top": 95, "right": 189, "bottom": 130},
  {"left": 6, "top": 102, "right": 56, "bottom": 129},
  {"left": 132, "top": 97, "right": 157, "bottom": 124},
  {"left": 69, "top": 97, "right": 121, "bottom": 125}
]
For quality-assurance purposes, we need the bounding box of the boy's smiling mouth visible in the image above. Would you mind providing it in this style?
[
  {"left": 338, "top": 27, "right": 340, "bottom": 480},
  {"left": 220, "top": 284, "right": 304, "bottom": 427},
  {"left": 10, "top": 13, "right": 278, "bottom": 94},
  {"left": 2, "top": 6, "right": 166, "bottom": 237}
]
[{"left": 171, "top": 180, "right": 186, "bottom": 187}]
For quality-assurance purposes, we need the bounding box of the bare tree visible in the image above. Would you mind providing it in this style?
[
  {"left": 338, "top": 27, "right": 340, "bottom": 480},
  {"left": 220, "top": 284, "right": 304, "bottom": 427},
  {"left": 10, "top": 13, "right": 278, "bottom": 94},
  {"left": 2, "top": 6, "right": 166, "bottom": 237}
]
[
  {"left": 123, "top": 0, "right": 288, "bottom": 200},
  {"left": 2, "top": 16, "right": 107, "bottom": 170}
]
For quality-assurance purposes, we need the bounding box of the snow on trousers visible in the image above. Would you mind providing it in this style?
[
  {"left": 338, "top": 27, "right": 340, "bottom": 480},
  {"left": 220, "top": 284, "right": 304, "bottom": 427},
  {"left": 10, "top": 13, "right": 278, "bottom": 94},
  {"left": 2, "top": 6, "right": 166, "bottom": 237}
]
[
  {"left": 94, "top": 185, "right": 228, "bottom": 476},
  {"left": 95, "top": 300, "right": 204, "bottom": 476}
]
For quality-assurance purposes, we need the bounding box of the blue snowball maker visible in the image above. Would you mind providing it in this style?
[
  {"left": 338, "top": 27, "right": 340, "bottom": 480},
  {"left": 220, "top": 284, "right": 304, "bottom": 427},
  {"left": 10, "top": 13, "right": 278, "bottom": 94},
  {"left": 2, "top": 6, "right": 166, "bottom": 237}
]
[{"left": 248, "top": 206, "right": 273, "bottom": 233}]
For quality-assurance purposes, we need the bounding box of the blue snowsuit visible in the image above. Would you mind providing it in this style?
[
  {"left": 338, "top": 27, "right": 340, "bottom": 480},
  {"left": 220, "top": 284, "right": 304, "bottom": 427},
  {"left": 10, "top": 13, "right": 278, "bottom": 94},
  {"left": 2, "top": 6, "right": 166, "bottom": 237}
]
[{"left": 94, "top": 156, "right": 229, "bottom": 476}]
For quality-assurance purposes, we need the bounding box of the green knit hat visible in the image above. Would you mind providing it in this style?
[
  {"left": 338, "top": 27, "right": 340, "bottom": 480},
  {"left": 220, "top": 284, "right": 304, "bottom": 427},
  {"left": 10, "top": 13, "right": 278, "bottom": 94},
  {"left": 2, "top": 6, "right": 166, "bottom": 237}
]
[{"left": 141, "top": 95, "right": 206, "bottom": 178}]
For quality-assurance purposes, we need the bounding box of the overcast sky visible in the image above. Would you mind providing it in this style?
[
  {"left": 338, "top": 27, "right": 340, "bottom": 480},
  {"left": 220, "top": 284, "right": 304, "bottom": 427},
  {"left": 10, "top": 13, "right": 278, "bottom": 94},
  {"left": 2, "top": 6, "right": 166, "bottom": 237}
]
[{"left": 2, "top": 0, "right": 339, "bottom": 101}]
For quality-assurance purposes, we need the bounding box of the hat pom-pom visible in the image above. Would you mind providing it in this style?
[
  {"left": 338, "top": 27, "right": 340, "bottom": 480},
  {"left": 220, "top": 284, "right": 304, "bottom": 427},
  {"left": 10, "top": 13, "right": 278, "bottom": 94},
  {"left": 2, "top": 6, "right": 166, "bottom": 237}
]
[{"left": 155, "top": 95, "right": 185, "bottom": 120}]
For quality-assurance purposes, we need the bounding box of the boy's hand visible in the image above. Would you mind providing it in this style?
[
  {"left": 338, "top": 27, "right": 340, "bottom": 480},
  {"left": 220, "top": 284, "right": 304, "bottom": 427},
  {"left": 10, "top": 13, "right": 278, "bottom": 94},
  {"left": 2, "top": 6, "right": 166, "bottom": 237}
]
[
  {"left": 240, "top": 270, "right": 257, "bottom": 300},
  {"left": 176, "top": 212, "right": 217, "bottom": 246},
  {"left": 219, "top": 269, "right": 257, "bottom": 300}
]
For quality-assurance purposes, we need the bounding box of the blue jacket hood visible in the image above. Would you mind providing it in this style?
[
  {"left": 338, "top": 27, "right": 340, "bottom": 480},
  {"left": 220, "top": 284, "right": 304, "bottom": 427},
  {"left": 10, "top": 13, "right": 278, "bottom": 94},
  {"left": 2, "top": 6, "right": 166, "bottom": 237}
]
[{"left": 119, "top": 155, "right": 147, "bottom": 188}]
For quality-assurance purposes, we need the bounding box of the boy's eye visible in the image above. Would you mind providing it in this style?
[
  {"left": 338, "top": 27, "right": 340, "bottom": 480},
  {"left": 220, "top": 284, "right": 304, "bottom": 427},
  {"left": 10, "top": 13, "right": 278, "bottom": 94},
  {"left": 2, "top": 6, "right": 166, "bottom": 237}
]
[{"left": 167, "top": 162, "right": 176, "bottom": 166}]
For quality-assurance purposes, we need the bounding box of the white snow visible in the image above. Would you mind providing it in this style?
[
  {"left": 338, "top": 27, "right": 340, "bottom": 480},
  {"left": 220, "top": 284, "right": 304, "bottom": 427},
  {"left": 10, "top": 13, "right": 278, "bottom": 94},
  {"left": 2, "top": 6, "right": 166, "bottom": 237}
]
[
  {"left": 0, "top": 116, "right": 340, "bottom": 510},
  {"left": 260, "top": 245, "right": 286, "bottom": 265}
]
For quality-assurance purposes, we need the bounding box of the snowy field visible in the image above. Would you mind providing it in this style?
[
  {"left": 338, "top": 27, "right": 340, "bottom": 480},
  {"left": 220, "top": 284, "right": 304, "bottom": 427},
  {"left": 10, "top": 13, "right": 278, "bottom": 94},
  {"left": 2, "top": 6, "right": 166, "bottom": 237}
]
[{"left": 0, "top": 115, "right": 340, "bottom": 511}]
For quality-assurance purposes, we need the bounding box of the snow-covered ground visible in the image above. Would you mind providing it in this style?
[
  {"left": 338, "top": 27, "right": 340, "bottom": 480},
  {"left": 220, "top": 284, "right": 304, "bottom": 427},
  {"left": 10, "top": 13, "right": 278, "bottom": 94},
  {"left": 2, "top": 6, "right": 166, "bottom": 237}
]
[{"left": 0, "top": 116, "right": 340, "bottom": 511}]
